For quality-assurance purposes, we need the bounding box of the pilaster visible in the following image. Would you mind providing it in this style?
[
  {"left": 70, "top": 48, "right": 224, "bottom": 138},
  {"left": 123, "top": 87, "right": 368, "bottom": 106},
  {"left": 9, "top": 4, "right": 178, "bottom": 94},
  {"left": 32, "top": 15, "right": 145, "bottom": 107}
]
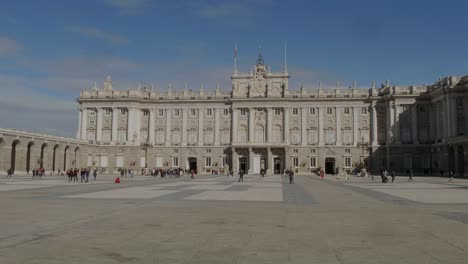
[
  {"left": 81, "top": 108, "right": 88, "bottom": 141},
  {"left": 318, "top": 107, "right": 324, "bottom": 146},
  {"left": 249, "top": 109, "right": 254, "bottom": 143},
  {"left": 112, "top": 108, "right": 118, "bottom": 142},
  {"left": 266, "top": 147, "right": 273, "bottom": 174},
  {"left": 214, "top": 108, "right": 220, "bottom": 146},
  {"left": 301, "top": 107, "right": 307, "bottom": 146},
  {"left": 371, "top": 102, "right": 378, "bottom": 146},
  {"left": 96, "top": 108, "right": 103, "bottom": 142},
  {"left": 166, "top": 109, "right": 172, "bottom": 147},
  {"left": 353, "top": 106, "right": 359, "bottom": 145},
  {"left": 248, "top": 147, "right": 254, "bottom": 174},
  {"left": 232, "top": 108, "right": 238, "bottom": 143},
  {"left": 283, "top": 107, "right": 289, "bottom": 144},
  {"left": 181, "top": 109, "right": 187, "bottom": 146},
  {"left": 336, "top": 107, "right": 342, "bottom": 146},
  {"left": 267, "top": 108, "right": 273, "bottom": 142},
  {"left": 198, "top": 108, "right": 203, "bottom": 146},
  {"left": 411, "top": 105, "right": 419, "bottom": 144}
]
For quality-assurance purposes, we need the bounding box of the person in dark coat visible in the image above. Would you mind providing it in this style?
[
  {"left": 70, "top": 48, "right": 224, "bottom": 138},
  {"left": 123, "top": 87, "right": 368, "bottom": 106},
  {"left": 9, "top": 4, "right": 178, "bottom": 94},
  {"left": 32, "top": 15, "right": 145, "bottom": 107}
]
[
  {"left": 391, "top": 170, "right": 396, "bottom": 183},
  {"left": 289, "top": 169, "right": 294, "bottom": 184},
  {"left": 238, "top": 170, "right": 244, "bottom": 182}
]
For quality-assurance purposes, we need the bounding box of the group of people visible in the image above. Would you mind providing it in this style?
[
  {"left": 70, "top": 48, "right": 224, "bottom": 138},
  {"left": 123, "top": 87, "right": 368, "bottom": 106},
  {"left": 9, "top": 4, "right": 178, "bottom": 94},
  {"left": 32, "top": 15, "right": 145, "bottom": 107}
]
[
  {"left": 66, "top": 168, "right": 98, "bottom": 182},
  {"left": 31, "top": 168, "right": 46, "bottom": 178}
]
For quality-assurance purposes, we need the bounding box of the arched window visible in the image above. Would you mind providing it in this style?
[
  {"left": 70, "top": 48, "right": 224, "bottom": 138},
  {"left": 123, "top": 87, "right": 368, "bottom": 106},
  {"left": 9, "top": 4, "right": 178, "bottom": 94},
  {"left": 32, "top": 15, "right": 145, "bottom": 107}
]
[
  {"left": 255, "top": 125, "right": 264, "bottom": 143},
  {"left": 171, "top": 129, "right": 181, "bottom": 145},
  {"left": 273, "top": 125, "right": 282, "bottom": 143},
  {"left": 326, "top": 128, "right": 335, "bottom": 145},
  {"left": 307, "top": 128, "right": 318, "bottom": 145},
  {"left": 342, "top": 127, "right": 352, "bottom": 145},
  {"left": 239, "top": 126, "right": 248, "bottom": 143},
  {"left": 188, "top": 129, "right": 197, "bottom": 145},
  {"left": 290, "top": 128, "right": 301, "bottom": 145},
  {"left": 156, "top": 130, "right": 165, "bottom": 144},
  {"left": 204, "top": 129, "right": 214, "bottom": 145}
]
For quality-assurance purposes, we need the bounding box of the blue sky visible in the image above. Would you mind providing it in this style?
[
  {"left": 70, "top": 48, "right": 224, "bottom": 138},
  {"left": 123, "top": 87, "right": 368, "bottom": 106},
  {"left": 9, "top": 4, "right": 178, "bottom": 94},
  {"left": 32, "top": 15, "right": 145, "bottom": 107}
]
[{"left": 0, "top": 0, "right": 467, "bottom": 136}]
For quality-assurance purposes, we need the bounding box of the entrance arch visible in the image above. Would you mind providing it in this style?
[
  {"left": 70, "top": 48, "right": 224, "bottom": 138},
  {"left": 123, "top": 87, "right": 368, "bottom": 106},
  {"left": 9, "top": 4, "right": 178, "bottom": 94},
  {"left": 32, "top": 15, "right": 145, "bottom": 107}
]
[
  {"left": 74, "top": 147, "right": 80, "bottom": 168},
  {"left": 325, "top": 157, "right": 336, "bottom": 174},
  {"left": 26, "top": 142, "right": 34, "bottom": 174},
  {"left": 10, "top": 140, "right": 20, "bottom": 172},
  {"left": 40, "top": 143, "right": 48, "bottom": 168},
  {"left": 52, "top": 144, "right": 59, "bottom": 172}
]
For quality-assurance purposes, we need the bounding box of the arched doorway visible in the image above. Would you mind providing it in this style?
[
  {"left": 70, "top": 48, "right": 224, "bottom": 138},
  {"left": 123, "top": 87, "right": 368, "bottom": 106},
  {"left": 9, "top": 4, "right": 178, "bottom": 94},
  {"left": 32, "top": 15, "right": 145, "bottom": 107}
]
[
  {"left": 52, "top": 144, "right": 59, "bottom": 172},
  {"left": 74, "top": 147, "right": 80, "bottom": 168},
  {"left": 26, "top": 142, "right": 34, "bottom": 174},
  {"left": 40, "top": 143, "right": 48, "bottom": 168},
  {"left": 64, "top": 146, "right": 70, "bottom": 171},
  {"left": 10, "top": 140, "right": 20, "bottom": 172},
  {"left": 325, "top": 157, "right": 336, "bottom": 174}
]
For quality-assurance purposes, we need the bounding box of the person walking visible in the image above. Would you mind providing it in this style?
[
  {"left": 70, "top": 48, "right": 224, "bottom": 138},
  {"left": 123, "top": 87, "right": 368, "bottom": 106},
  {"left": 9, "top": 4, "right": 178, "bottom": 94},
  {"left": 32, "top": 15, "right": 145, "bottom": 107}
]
[
  {"left": 93, "top": 168, "right": 97, "bottom": 181},
  {"left": 408, "top": 169, "right": 413, "bottom": 182},
  {"left": 289, "top": 169, "right": 294, "bottom": 184},
  {"left": 190, "top": 169, "right": 195, "bottom": 179},
  {"left": 344, "top": 168, "right": 349, "bottom": 182},
  {"left": 320, "top": 169, "right": 324, "bottom": 180},
  {"left": 391, "top": 170, "right": 395, "bottom": 183},
  {"left": 449, "top": 170, "right": 454, "bottom": 183},
  {"left": 260, "top": 168, "right": 265, "bottom": 178},
  {"left": 238, "top": 170, "right": 244, "bottom": 182}
]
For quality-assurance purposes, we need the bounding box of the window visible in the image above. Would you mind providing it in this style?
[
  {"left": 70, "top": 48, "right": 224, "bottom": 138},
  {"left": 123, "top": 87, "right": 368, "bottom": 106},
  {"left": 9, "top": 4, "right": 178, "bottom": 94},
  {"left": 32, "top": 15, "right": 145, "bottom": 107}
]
[
  {"left": 105, "top": 109, "right": 112, "bottom": 115},
  {"left": 174, "top": 149, "right": 178, "bottom": 153},
  {"left": 143, "top": 110, "right": 149, "bottom": 116},
  {"left": 90, "top": 111, "right": 95, "bottom": 116},
  {"left": 309, "top": 108, "right": 316, "bottom": 115},
  {"left": 240, "top": 109, "right": 246, "bottom": 116},
  {"left": 89, "top": 120, "right": 95, "bottom": 124},
  {"left": 418, "top": 105, "right": 426, "bottom": 113},
  {"left": 174, "top": 109, "right": 180, "bottom": 116},
  {"left": 292, "top": 108, "right": 299, "bottom": 115},
  {"left": 173, "top": 157, "right": 179, "bottom": 167},
  {"left": 255, "top": 125, "right": 265, "bottom": 143},
  {"left": 293, "top": 149, "right": 299, "bottom": 154},
  {"left": 361, "top": 107, "right": 367, "bottom": 114},
  {"left": 191, "top": 109, "right": 196, "bottom": 116},
  {"left": 158, "top": 109, "right": 164, "bottom": 117},
  {"left": 275, "top": 109, "right": 281, "bottom": 115},
  {"left": 291, "top": 128, "right": 301, "bottom": 144},
  {"left": 120, "top": 109, "right": 127, "bottom": 115},
  {"left": 327, "top": 107, "right": 333, "bottom": 115},
  {"left": 205, "top": 157, "right": 212, "bottom": 167},
  {"left": 344, "top": 107, "right": 350, "bottom": 115},
  {"left": 206, "top": 109, "right": 213, "bottom": 116},
  {"left": 223, "top": 109, "right": 229, "bottom": 116},
  {"left": 293, "top": 157, "right": 299, "bottom": 167},
  {"left": 239, "top": 126, "right": 248, "bottom": 142},
  {"left": 345, "top": 157, "right": 352, "bottom": 168},
  {"left": 206, "top": 149, "right": 211, "bottom": 153},
  {"left": 310, "top": 157, "right": 316, "bottom": 168},
  {"left": 345, "top": 149, "right": 351, "bottom": 153},
  {"left": 311, "top": 149, "right": 316, "bottom": 153}
]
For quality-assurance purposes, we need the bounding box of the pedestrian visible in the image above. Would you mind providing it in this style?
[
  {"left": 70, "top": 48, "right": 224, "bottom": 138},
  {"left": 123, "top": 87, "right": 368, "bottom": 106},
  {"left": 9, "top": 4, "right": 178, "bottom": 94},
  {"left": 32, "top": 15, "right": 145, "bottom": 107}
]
[
  {"left": 320, "top": 170, "right": 324, "bottom": 180},
  {"left": 238, "top": 170, "right": 244, "bottom": 182},
  {"left": 344, "top": 169, "right": 349, "bottom": 182},
  {"left": 369, "top": 169, "right": 374, "bottom": 181},
  {"left": 391, "top": 170, "right": 395, "bottom": 183},
  {"left": 408, "top": 169, "right": 413, "bottom": 182},
  {"left": 260, "top": 168, "right": 265, "bottom": 177},
  {"left": 93, "top": 169, "right": 97, "bottom": 182},
  {"left": 190, "top": 169, "right": 195, "bottom": 179},
  {"left": 289, "top": 169, "right": 294, "bottom": 184},
  {"left": 449, "top": 170, "right": 454, "bottom": 183}
]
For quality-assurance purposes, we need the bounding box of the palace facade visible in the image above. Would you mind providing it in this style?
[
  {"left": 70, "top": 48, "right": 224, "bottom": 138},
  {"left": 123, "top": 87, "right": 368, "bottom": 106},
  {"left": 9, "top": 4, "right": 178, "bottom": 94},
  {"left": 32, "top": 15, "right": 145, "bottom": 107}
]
[{"left": 1, "top": 54, "right": 467, "bottom": 176}]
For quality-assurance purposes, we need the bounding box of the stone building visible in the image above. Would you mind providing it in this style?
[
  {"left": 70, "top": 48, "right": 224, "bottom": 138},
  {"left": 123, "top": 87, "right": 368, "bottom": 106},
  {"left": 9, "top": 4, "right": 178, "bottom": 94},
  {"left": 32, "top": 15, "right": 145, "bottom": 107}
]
[{"left": 1, "top": 54, "right": 467, "bottom": 176}]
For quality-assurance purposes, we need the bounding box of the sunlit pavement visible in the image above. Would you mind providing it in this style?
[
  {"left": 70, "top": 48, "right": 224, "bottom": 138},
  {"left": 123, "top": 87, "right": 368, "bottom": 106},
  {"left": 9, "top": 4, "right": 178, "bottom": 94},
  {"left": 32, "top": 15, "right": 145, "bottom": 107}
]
[{"left": 1, "top": 174, "right": 468, "bottom": 263}]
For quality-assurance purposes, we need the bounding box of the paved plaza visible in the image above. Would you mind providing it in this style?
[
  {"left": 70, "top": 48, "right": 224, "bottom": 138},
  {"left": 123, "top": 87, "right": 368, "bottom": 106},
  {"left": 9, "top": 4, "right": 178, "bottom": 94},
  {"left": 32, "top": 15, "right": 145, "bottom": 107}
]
[{"left": 1, "top": 174, "right": 468, "bottom": 263}]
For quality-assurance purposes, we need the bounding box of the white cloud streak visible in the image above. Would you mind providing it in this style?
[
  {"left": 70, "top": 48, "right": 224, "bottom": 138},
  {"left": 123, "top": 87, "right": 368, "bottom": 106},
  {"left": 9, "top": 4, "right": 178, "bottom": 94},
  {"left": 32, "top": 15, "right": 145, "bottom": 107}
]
[
  {"left": 0, "top": 37, "right": 23, "bottom": 57},
  {"left": 65, "top": 26, "right": 129, "bottom": 45}
]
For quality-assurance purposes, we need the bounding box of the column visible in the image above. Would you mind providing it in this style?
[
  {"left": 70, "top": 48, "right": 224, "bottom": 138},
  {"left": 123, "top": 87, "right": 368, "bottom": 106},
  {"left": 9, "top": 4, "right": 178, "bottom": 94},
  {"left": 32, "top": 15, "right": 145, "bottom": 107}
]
[
  {"left": 166, "top": 109, "right": 172, "bottom": 146},
  {"left": 127, "top": 108, "right": 134, "bottom": 143},
  {"left": 81, "top": 108, "right": 88, "bottom": 141},
  {"left": 214, "top": 109, "right": 220, "bottom": 146},
  {"left": 266, "top": 147, "right": 273, "bottom": 174},
  {"left": 318, "top": 107, "right": 324, "bottom": 146},
  {"left": 267, "top": 108, "right": 273, "bottom": 142},
  {"left": 353, "top": 106, "right": 359, "bottom": 145},
  {"left": 444, "top": 95, "right": 450, "bottom": 139},
  {"left": 77, "top": 110, "right": 82, "bottom": 139},
  {"left": 249, "top": 109, "right": 255, "bottom": 143},
  {"left": 387, "top": 102, "right": 395, "bottom": 143},
  {"left": 301, "top": 108, "right": 307, "bottom": 146},
  {"left": 283, "top": 107, "right": 289, "bottom": 143},
  {"left": 336, "top": 107, "right": 341, "bottom": 145},
  {"left": 394, "top": 104, "right": 400, "bottom": 144},
  {"left": 435, "top": 103, "right": 440, "bottom": 140},
  {"left": 134, "top": 109, "right": 141, "bottom": 144},
  {"left": 411, "top": 105, "right": 419, "bottom": 144},
  {"left": 181, "top": 109, "right": 187, "bottom": 146},
  {"left": 149, "top": 109, "right": 155, "bottom": 144},
  {"left": 112, "top": 108, "right": 118, "bottom": 142},
  {"left": 451, "top": 97, "right": 457, "bottom": 137},
  {"left": 284, "top": 147, "right": 291, "bottom": 170},
  {"left": 232, "top": 108, "right": 238, "bottom": 143},
  {"left": 232, "top": 147, "right": 238, "bottom": 173},
  {"left": 96, "top": 108, "right": 103, "bottom": 142},
  {"left": 248, "top": 147, "right": 253, "bottom": 174},
  {"left": 371, "top": 102, "right": 378, "bottom": 146},
  {"left": 198, "top": 108, "right": 203, "bottom": 146}
]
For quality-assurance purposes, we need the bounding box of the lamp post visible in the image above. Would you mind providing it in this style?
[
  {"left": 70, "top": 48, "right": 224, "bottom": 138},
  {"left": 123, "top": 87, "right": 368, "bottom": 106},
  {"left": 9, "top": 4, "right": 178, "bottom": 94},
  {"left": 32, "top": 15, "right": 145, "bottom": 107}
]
[{"left": 140, "top": 139, "right": 153, "bottom": 169}]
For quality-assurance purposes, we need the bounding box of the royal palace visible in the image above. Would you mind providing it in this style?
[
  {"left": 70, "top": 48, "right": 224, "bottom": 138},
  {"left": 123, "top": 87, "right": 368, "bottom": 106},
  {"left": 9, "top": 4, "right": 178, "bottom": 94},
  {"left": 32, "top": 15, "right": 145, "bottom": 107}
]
[{"left": 1, "top": 54, "right": 467, "bottom": 176}]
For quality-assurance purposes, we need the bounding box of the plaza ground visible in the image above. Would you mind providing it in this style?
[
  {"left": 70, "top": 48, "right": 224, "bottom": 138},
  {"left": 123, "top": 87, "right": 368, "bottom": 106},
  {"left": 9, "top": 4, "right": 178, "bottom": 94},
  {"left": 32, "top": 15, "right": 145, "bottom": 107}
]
[{"left": 1, "top": 173, "right": 468, "bottom": 263}]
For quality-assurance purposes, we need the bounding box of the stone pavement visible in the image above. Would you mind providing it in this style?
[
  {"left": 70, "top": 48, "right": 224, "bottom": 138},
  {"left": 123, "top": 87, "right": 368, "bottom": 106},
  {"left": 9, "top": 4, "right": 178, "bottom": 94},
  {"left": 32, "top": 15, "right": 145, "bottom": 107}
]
[{"left": 1, "top": 173, "right": 468, "bottom": 263}]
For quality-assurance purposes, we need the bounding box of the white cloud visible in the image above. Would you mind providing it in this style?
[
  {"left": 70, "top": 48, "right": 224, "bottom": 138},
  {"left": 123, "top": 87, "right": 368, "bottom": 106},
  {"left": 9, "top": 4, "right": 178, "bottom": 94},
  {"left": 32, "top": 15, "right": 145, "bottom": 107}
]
[
  {"left": 0, "top": 75, "right": 77, "bottom": 137},
  {"left": 0, "top": 37, "right": 23, "bottom": 57},
  {"left": 103, "top": 0, "right": 151, "bottom": 14},
  {"left": 65, "top": 26, "right": 129, "bottom": 45}
]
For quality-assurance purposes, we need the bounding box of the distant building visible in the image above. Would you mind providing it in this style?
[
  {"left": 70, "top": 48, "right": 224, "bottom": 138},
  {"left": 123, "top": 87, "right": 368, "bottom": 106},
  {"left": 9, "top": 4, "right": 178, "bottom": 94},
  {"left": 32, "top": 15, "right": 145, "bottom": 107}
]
[{"left": 1, "top": 54, "right": 467, "bottom": 176}]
